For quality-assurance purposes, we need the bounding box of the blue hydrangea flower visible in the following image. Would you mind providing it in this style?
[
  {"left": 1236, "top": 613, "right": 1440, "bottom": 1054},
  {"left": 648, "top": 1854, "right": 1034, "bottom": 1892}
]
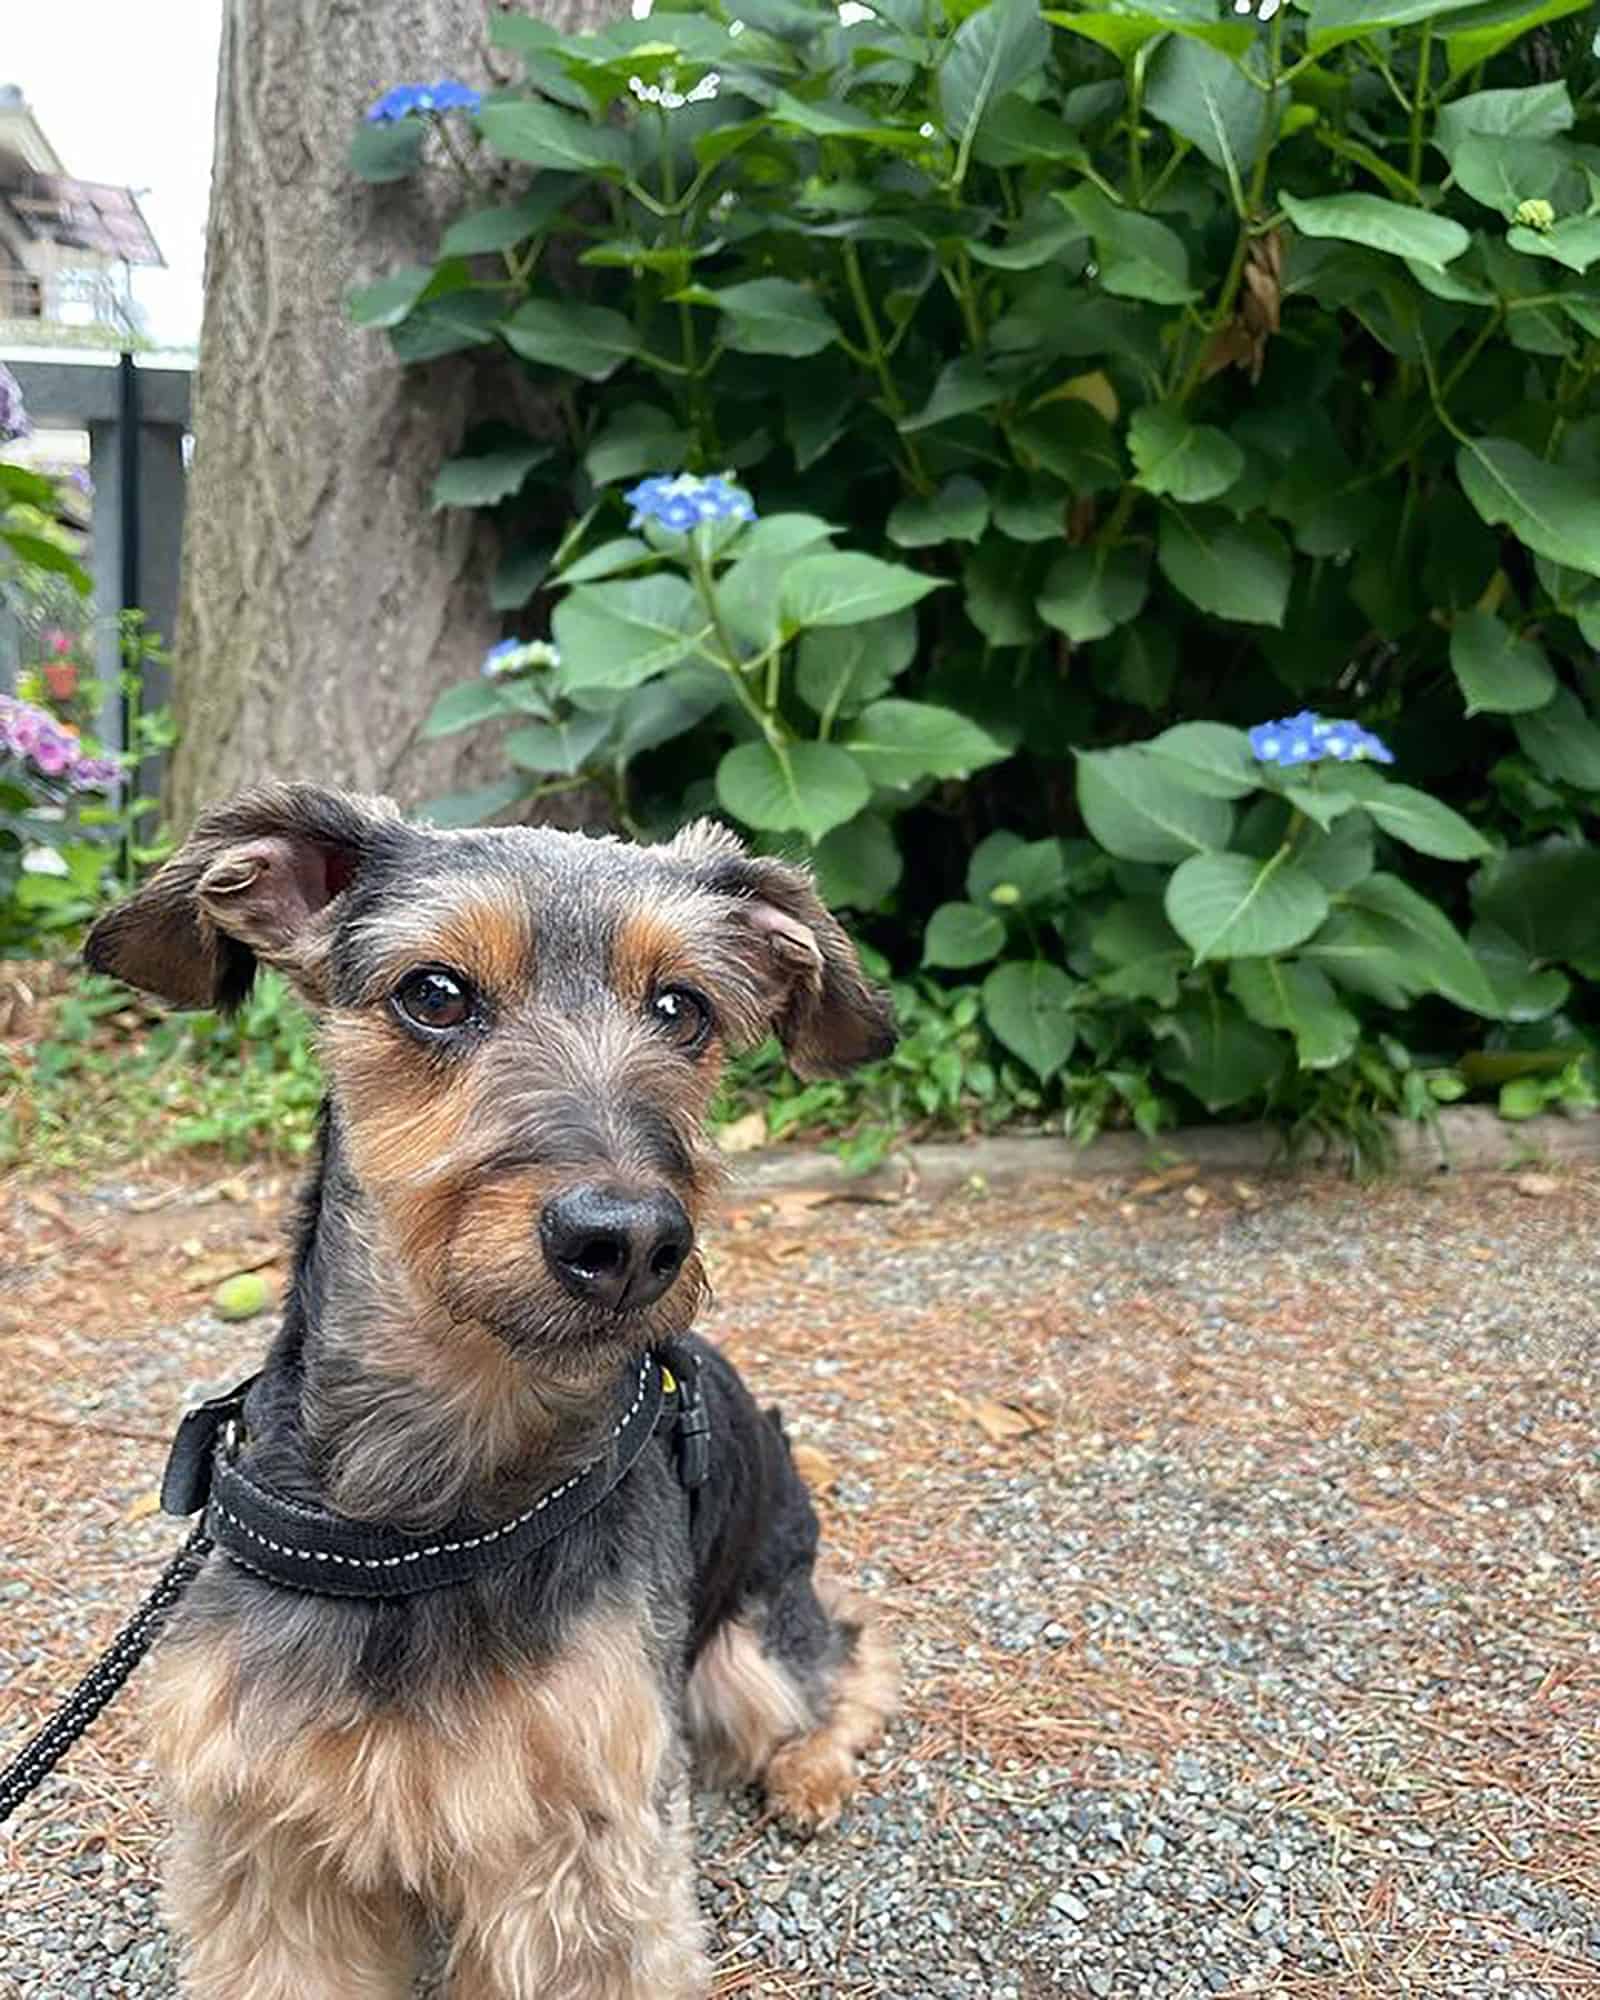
[
  {"left": 366, "top": 79, "right": 482, "bottom": 123},
  {"left": 1250, "top": 712, "right": 1395, "bottom": 769},
  {"left": 625, "top": 472, "right": 756, "bottom": 534},
  {"left": 481, "top": 637, "right": 560, "bottom": 679}
]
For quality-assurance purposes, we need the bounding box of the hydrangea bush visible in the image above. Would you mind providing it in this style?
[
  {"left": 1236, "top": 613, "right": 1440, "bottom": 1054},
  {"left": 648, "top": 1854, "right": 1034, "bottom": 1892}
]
[{"left": 353, "top": 0, "right": 1600, "bottom": 1134}]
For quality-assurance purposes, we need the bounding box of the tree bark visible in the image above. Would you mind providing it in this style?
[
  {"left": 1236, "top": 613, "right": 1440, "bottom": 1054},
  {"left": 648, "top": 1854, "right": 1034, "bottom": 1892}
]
[{"left": 169, "top": 0, "right": 619, "bottom": 828}]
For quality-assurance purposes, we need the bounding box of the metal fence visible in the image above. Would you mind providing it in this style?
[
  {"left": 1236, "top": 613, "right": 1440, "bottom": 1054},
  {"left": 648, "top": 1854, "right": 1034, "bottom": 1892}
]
[{"left": 0, "top": 349, "right": 192, "bottom": 800}]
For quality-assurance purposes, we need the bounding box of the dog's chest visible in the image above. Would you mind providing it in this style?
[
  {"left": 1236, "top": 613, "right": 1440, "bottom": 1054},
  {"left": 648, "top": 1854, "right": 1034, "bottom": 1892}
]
[{"left": 150, "top": 1603, "right": 677, "bottom": 1898}]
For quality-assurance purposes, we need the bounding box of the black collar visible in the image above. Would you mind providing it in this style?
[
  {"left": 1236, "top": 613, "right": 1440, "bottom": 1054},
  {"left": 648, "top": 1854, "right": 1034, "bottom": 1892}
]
[{"left": 160, "top": 1341, "right": 710, "bottom": 1600}]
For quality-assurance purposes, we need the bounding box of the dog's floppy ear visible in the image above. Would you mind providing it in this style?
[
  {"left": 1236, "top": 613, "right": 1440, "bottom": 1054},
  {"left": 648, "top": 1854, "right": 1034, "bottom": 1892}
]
[
  {"left": 85, "top": 782, "right": 401, "bottom": 1010},
  {"left": 670, "top": 819, "right": 896, "bottom": 1080}
]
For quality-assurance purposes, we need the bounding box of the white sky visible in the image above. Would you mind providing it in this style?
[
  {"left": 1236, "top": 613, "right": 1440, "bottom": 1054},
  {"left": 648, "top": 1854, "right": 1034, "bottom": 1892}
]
[{"left": 6, "top": 1, "right": 222, "bottom": 350}]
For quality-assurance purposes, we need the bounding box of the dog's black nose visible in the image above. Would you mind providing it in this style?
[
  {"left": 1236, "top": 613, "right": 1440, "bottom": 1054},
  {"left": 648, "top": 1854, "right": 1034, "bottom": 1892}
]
[{"left": 539, "top": 1185, "right": 694, "bottom": 1312}]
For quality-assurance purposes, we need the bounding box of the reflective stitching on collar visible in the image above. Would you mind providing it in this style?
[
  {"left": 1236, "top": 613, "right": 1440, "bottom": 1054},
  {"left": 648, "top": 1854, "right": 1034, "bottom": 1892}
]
[{"left": 214, "top": 1357, "right": 653, "bottom": 1572}]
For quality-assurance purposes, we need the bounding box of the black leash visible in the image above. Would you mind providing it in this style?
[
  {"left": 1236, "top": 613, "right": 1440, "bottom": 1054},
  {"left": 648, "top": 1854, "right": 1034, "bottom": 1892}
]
[
  {"left": 0, "top": 1522, "right": 212, "bottom": 1828},
  {"left": 0, "top": 1339, "right": 711, "bottom": 1823}
]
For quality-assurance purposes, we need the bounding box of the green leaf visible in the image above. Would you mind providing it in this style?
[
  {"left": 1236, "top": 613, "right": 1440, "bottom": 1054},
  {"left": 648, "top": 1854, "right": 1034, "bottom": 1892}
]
[
  {"left": 718, "top": 517, "right": 839, "bottom": 650},
  {"left": 1513, "top": 686, "right": 1600, "bottom": 789},
  {"left": 779, "top": 553, "right": 942, "bottom": 630},
  {"left": 348, "top": 265, "right": 435, "bottom": 329},
  {"left": 1470, "top": 919, "right": 1569, "bottom": 1022},
  {"left": 1506, "top": 216, "right": 1600, "bottom": 275},
  {"left": 842, "top": 701, "right": 1009, "bottom": 789},
  {"left": 584, "top": 405, "right": 687, "bottom": 487},
  {"left": 796, "top": 610, "right": 917, "bottom": 720},
  {"left": 1340, "top": 873, "right": 1502, "bottom": 1016},
  {"left": 552, "top": 575, "right": 710, "bottom": 692},
  {"left": 1076, "top": 747, "right": 1233, "bottom": 864},
  {"left": 491, "top": 544, "right": 551, "bottom": 611},
  {"left": 1156, "top": 996, "right": 1286, "bottom": 1112},
  {"left": 1147, "top": 722, "right": 1259, "bottom": 800},
  {"left": 558, "top": 536, "right": 652, "bottom": 586},
  {"left": 609, "top": 668, "right": 725, "bottom": 762},
  {"left": 1046, "top": 4, "right": 1253, "bottom": 60},
  {"left": 771, "top": 91, "right": 926, "bottom": 149},
  {"left": 968, "top": 208, "right": 1088, "bottom": 272},
  {"left": 2, "top": 532, "right": 89, "bottom": 590},
  {"left": 812, "top": 812, "right": 902, "bottom": 911},
  {"left": 1229, "top": 959, "right": 1359, "bottom": 1070},
  {"left": 1347, "top": 775, "right": 1495, "bottom": 860},
  {"left": 993, "top": 474, "right": 1068, "bottom": 543},
  {"left": 1037, "top": 545, "right": 1148, "bottom": 644},
  {"left": 1280, "top": 190, "right": 1470, "bottom": 271},
  {"left": 1011, "top": 401, "right": 1124, "bottom": 494},
  {"left": 981, "top": 960, "right": 1077, "bottom": 1081},
  {"left": 1307, "top": 0, "right": 1533, "bottom": 51},
  {"left": 1058, "top": 187, "right": 1197, "bottom": 302},
  {"left": 900, "top": 358, "right": 1006, "bottom": 433},
  {"left": 349, "top": 120, "right": 424, "bottom": 183},
  {"left": 420, "top": 779, "right": 531, "bottom": 829},
  {"left": 690, "top": 278, "right": 842, "bottom": 358},
  {"left": 887, "top": 477, "right": 990, "bottom": 548},
  {"left": 1455, "top": 132, "right": 1572, "bottom": 216},
  {"left": 421, "top": 680, "right": 512, "bottom": 739},
  {"left": 1129, "top": 404, "right": 1244, "bottom": 504},
  {"left": 430, "top": 442, "right": 548, "bottom": 510},
  {"left": 924, "top": 902, "right": 1007, "bottom": 970},
  {"left": 1166, "top": 852, "right": 1330, "bottom": 961},
  {"left": 1458, "top": 437, "right": 1600, "bottom": 578},
  {"left": 1143, "top": 37, "right": 1275, "bottom": 185},
  {"left": 1104, "top": 622, "right": 1178, "bottom": 711},
  {"left": 440, "top": 186, "right": 576, "bottom": 256},
  {"left": 1443, "top": 0, "right": 1590, "bottom": 75},
  {"left": 715, "top": 741, "right": 871, "bottom": 843},
  {"left": 968, "top": 833, "right": 1070, "bottom": 909},
  {"left": 1090, "top": 897, "right": 1188, "bottom": 1007},
  {"left": 388, "top": 291, "right": 504, "bottom": 362},
  {"left": 937, "top": 0, "right": 1050, "bottom": 161},
  {"left": 1472, "top": 840, "right": 1600, "bottom": 965},
  {"left": 501, "top": 299, "right": 640, "bottom": 381},
  {"left": 477, "top": 101, "right": 628, "bottom": 176},
  {"left": 1434, "top": 82, "right": 1574, "bottom": 165},
  {"left": 1157, "top": 512, "right": 1291, "bottom": 626},
  {"left": 1449, "top": 610, "right": 1557, "bottom": 716},
  {"left": 504, "top": 711, "right": 612, "bottom": 776}
]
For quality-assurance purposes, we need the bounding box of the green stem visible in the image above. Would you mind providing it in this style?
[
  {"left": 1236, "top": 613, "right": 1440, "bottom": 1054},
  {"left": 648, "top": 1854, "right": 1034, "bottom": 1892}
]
[
  {"left": 1408, "top": 23, "right": 1433, "bottom": 191},
  {"left": 843, "top": 241, "right": 932, "bottom": 494},
  {"left": 689, "top": 540, "right": 779, "bottom": 743},
  {"left": 1128, "top": 43, "right": 1149, "bottom": 206}
]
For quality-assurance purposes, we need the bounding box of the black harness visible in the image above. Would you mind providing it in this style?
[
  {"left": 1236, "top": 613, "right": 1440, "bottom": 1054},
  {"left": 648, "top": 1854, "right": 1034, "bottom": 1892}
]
[{"left": 0, "top": 1339, "right": 712, "bottom": 1823}]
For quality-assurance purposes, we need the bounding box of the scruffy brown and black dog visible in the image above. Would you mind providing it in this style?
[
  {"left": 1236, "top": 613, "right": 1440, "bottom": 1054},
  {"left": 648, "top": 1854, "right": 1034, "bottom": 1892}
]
[{"left": 86, "top": 783, "right": 899, "bottom": 2000}]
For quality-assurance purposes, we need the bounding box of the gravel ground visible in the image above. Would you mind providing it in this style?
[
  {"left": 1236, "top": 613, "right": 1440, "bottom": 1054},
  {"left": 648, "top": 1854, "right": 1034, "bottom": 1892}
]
[{"left": 1, "top": 1161, "right": 1597, "bottom": 1998}]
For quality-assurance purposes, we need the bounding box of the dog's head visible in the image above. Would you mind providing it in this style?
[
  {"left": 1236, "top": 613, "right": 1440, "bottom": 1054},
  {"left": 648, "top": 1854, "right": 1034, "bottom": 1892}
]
[{"left": 87, "top": 784, "right": 894, "bottom": 1351}]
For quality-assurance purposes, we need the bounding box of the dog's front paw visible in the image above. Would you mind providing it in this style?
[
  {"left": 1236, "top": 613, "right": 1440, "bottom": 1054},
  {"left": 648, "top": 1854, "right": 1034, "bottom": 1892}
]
[{"left": 764, "top": 1732, "right": 859, "bottom": 1835}]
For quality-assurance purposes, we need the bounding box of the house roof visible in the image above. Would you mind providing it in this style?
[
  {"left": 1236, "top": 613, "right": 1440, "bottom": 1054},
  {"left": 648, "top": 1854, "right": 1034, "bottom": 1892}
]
[{"left": 0, "top": 172, "right": 164, "bottom": 267}]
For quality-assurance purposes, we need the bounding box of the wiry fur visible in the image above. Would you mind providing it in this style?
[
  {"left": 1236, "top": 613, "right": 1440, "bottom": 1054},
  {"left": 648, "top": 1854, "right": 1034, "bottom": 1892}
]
[{"left": 85, "top": 786, "right": 900, "bottom": 1999}]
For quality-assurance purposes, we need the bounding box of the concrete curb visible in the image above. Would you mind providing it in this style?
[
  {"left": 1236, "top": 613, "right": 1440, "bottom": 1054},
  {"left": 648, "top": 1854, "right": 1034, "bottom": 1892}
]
[{"left": 725, "top": 1107, "right": 1600, "bottom": 1199}]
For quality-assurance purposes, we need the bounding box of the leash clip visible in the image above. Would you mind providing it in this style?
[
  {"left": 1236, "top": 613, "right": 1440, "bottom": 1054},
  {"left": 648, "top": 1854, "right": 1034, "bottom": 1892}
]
[{"left": 160, "top": 1376, "right": 257, "bottom": 1519}]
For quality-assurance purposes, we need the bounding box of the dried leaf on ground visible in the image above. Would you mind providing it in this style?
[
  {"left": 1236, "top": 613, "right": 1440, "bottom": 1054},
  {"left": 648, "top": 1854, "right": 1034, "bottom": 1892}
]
[
  {"left": 716, "top": 1111, "right": 770, "bottom": 1155},
  {"left": 966, "top": 1395, "right": 1050, "bottom": 1444},
  {"left": 791, "top": 1443, "right": 838, "bottom": 1495}
]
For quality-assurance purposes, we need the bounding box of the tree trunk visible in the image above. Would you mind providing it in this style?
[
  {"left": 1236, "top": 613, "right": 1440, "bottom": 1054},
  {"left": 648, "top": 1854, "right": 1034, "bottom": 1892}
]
[{"left": 169, "top": 0, "right": 619, "bottom": 828}]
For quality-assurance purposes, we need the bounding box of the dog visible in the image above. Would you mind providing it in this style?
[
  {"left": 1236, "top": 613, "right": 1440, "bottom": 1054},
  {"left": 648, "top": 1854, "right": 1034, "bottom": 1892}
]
[{"left": 85, "top": 783, "right": 900, "bottom": 1999}]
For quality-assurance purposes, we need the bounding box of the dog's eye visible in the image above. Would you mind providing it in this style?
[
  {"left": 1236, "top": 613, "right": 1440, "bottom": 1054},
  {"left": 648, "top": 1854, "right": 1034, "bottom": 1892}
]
[
  {"left": 648, "top": 984, "right": 712, "bottom": 1052},
  {"left": 394, "top": 968, "right": 474, "bottom": 1034}
]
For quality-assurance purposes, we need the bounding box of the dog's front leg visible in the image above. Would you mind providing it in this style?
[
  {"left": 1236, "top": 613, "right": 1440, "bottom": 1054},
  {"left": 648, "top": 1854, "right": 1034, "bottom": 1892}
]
[
  {"left": 168, "top": 1815, "right": 421, "bottom": 2000},
  {"left": 447, "top": 1776, "right": 710, "bottom": 2000}
]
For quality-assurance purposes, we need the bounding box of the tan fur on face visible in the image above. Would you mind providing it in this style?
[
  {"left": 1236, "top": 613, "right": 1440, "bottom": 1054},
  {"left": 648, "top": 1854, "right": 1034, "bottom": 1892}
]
[
  {"left": 151, "top": 1607, "right": 709, "bottom": 2000},
  {"left": 345, "top": 879, "right": 532, "bottom": 1004}
]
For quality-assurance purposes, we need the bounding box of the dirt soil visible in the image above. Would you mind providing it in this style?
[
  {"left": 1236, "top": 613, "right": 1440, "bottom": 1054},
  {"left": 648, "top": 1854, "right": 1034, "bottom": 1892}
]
[{"left": 0, "top": 1154, "right": 1596, "bottom": 1998}]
